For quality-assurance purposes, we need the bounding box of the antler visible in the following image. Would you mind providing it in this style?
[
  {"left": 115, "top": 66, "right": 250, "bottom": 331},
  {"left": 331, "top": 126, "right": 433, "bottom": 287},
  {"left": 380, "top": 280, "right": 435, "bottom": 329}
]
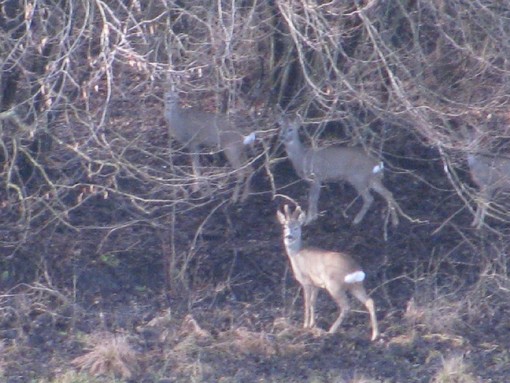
[
  {"left": 281, "top": 204, "right": 304, "bottom": 220},
  {"left": 292, "top": 205, "right": 303, "bottom": 220},
  {"left": 283, "top": 204, "right": 291, "bottom": 219}
]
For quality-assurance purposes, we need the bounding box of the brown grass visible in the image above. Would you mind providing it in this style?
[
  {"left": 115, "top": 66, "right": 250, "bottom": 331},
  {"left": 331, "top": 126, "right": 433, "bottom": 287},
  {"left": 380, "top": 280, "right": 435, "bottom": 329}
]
[
  {"left": 431, "top": 354, "right": 480, "bottom": 383},
  {"left": 37, "top": 370, "right": 119, "bottom": 383},
  {"left": 0, "top": 340, "right": 5, "bottom": 380},
  {"left": 214, "top": 327, "right": 278, "bottom": 357},
  {"left": 404, "top": 292, "right": 464, "bottom": 335},
  {"left": 72, "top": 333, "right": 138, "bottom": 379}
]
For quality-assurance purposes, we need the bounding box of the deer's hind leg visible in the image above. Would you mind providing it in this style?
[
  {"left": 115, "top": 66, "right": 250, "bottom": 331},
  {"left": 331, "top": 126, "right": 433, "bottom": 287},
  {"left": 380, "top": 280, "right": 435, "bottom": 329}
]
[
  {"left": 370, "top": 179, "right": 399, "bottom": 226},
  {"left": 224, "top": 146, "right": 253, "bottom": 203},
  {"left": 352, "top": 186, "right": 374, "bottom": 225},
  {"left": 190, "top": 149, "right": 204, "bottom": 194},
  {"left": 349, "top": 283, "right": 379, "bottom": 341},
  {"left": 327, "top": 288, "right": 350, "bottom": 333}
]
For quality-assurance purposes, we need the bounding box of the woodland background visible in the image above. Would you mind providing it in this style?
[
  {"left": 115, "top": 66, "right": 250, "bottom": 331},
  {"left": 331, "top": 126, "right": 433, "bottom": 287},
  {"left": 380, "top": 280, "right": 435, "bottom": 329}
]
[{"left": 1, "top": 1, "right": 510, "bottom": 382}]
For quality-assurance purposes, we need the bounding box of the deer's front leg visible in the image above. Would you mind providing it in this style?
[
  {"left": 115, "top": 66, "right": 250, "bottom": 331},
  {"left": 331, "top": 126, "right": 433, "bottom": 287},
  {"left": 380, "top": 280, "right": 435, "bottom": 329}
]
[
  {"left": 306, "top": 181, "right": 321, "bottom": 224},
  {"left": 302, "top": 284, "right": 313, "bottom": 328},
  {"left": 308, "top": 286, "right": 319, "bottom": 328}
]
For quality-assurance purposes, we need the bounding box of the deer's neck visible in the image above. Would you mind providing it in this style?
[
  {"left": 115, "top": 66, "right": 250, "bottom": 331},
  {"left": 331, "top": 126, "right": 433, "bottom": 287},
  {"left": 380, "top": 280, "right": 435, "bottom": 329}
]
[
  {"left": 284, "top": 138, "right": 308, "bottom": 175},
  {"left": 164, "top": 91, "right": 181, "bottom": 118},
  {"left": 284, "top": 237, "right": 302, "bottom": 258},
  {"left": 165, "top": 100, "right": 179, "bottom": 118}
]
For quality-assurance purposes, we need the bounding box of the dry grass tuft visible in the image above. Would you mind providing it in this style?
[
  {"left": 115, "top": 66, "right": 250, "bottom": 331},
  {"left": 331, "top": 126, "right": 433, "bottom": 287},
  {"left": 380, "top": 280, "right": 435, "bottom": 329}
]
[
  {"left": 181, "top": 314, "right": 212, "bottom": 338},
  {"left": 0, "top": 340, "right": 5, "bottom": 381},
  {"left": 404, "top": 294, "right": 464, "bottom": 334},
  {"left": 38, "top": 370, "right": 118, "bottom": 383},
  {"left": 350, "top": 375, "right": 387, "bottom": 383},
  {"left": 307, "top": 370, "right": 387, "bottom": 383},
  {"left": 431, "top": 354, "right": 480, "bottom": 383},
  {"left": 214, "top": 327, "right": 278, "bottom": 357},
  {"left": 270, "top": 316, "right": 324, "bottom": 355},
  {"left": 72, "top": 332, "right": 138, "bottom": 379}
]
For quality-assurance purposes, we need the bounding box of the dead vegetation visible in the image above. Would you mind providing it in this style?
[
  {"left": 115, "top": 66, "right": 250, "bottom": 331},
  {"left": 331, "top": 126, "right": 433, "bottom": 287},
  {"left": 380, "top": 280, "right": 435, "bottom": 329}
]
[
  {"left": 72, "top": 333, "right": 138, "bottom": 379},
  {"left": 431, "top": 355, "right": 480, "bottom": 383}
]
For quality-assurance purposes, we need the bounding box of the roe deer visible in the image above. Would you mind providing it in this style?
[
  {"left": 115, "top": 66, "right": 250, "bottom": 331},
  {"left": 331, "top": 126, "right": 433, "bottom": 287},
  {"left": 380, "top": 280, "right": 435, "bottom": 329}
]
[
  {"left": 279, "top": 117, "right": 399, "bottom": 226},
  {"left": 277, "top": 204, "right": 379, "bottom": 340},
  {"left": 164, "top": 87, "right": 255, "bottom": 202},
  {"left": 468, "top": 153, "right": 510, "bottom": 229}
]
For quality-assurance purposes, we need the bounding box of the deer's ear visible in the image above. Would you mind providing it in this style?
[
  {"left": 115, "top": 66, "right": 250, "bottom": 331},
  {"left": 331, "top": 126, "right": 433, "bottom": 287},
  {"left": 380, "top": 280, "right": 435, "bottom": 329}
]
[{"left": 276, "top": 209, "right": 286, "bottom": 224}]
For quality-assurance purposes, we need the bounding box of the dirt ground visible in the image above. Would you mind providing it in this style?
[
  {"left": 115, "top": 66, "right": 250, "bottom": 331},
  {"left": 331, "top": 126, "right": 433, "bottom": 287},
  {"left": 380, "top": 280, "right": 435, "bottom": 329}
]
[{"left": 1, "top": 119, "right": 510, "bottom": 383}]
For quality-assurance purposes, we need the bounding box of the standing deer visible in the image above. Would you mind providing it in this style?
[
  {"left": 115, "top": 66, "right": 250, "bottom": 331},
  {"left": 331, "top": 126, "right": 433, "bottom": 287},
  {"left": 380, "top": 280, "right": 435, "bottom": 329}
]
[
  {"left": 164, "top": 87, "right": 255, "bottom": 202},
  {"left": 279, "top": 117, "right": 399, "bottom": 226},
  {"left": 468, "top": 153, "right": 510, "bottom": 229},
  {"left": 277, "top": 204, "right": 379, "bottom": 340}
]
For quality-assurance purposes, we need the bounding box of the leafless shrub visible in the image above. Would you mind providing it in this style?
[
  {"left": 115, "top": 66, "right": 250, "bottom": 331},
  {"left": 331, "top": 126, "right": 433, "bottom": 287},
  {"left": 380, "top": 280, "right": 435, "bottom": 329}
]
[
  {"left": 72, "top": 333, "right": 138, "bottom": 379},
  {"left": 463, "top": 254, "right": 510, "bottom": 323}
]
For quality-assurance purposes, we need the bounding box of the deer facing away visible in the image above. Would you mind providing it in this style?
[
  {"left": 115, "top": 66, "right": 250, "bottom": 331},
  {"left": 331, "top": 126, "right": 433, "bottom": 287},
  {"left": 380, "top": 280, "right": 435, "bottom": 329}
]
[
  {"left": 277, "top": 205, "right": 379, "bottom": 340},
  {"left": 279, "top": 117, "right": 399, "bottom": 226},
  {"left": 164, "top": 87, "right": 255, "bottom": 202},
  {"left": 468, "top": 153, "right": 510, "bottom": 229}
]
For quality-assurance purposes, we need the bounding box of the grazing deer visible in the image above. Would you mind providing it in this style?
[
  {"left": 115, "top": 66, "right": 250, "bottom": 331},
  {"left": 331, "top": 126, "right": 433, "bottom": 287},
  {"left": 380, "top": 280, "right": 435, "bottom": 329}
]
[
  {"left": 279, "top": 117, "right": 399, "bottom": 226},
  {"left": 467, "top": 153, "right": 510, "bottom": 229},
  {"left": 277, "top": 204, "right": 379, "bottom": 340},
  {"left": 164, "top": 87, "right": 255, "bottom": 202}
]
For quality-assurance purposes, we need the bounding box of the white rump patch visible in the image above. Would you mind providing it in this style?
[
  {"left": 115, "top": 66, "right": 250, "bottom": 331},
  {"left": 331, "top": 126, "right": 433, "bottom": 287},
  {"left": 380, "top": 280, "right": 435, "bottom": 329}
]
[
  {"left": 372, "top": 162, "right": 384, "bottom": 174},
  {"left": 243, "top": 132, "right": 256, "bottom": 145},
  {"left": 344, "top": 271, "right": 366, "bottom": 284}
]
